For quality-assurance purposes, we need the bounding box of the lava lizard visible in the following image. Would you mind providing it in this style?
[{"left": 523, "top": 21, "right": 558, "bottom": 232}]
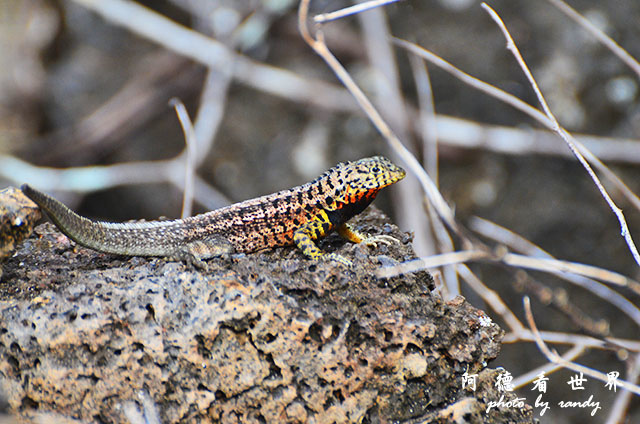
[{"left": 21, "top": 156, "right": 405, "bottom": 268}]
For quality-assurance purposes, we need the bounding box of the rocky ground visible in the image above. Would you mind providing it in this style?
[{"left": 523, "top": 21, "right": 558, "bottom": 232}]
[{"left": 0, "top": 196, "right": 533, "bottom": 423}]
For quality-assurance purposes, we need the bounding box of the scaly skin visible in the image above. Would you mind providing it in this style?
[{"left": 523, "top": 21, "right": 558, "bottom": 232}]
[{"left": 21, "top": 156, "right": 405, "bottom": 267}]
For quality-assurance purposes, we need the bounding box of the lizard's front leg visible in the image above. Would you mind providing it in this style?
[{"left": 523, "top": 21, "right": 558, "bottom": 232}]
[
  {"left": 293, "top": 211, "right": 352, "bottom": 267},
  {"left": 338, "top": 222, "right": 399, "bottom": 247}
]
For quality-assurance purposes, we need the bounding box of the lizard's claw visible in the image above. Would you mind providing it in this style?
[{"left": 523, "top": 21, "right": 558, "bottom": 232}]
[
  {"left": 361, "top": 234, "right": 400, "bottom": 248},
  {"left": 173, "top": 251, "right": 210, "bottom": 271}
]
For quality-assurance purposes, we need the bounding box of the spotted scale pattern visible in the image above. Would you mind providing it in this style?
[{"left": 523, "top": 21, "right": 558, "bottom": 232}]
[{"left": 21, "top": 156, "right": 405, "bottom": 266}]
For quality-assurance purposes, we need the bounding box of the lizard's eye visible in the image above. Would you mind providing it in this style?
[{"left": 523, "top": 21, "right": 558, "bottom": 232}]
[{"left": 371, "top": 166, "right": 380, "bottom": 173}]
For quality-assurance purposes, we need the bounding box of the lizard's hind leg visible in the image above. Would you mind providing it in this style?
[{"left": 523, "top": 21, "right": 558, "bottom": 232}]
[{"left": 172, "top": 235, "right": 235, "bottom": 270}]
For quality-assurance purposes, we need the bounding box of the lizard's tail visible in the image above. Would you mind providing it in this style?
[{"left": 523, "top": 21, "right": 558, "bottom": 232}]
[{"left": 21, "top": 184, "right": 185, "bottom": 256}]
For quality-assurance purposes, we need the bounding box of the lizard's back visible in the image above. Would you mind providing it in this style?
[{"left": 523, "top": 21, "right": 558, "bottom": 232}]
[
  {"left": 21, "top": 156, "right": 406, "bottom": 262},
  {"left": 21, "top": 180, "right": 326, "bottom": 256}
]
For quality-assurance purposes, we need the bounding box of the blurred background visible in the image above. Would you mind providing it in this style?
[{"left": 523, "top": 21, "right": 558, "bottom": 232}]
[{"left": 1, "top": 0, "right": 639, "bottom": 422}]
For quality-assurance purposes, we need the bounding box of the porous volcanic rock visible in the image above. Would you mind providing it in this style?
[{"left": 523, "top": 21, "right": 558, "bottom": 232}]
[
  {"left": 0, "top": 207, "right": 533, "bottom": 423},
  {"left": 0, "top": 187, "right": 41, "bottom": 262}
]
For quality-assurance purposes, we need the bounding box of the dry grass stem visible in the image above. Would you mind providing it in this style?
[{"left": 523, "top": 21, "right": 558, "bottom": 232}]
[
  {"left": 544, "top": 0, "right": 640, "bottom": 78},
  {"left": 605, "top": 353, "right": 640, "bottom": 423},
  {"left": 376, "top": 250, "right": 488, "bottom": 279},
  {"left": 482, "top": 2, "right": 640, "bottom": 267},
  {"left": 71, "top": 0, "right": 357, "bottom": 112},
  {"left": 170, "top": 99, "right": 197, "bottom": 218},
  {"left": 409, "top": 55, "right": 439, "bottom": 182},
  {"left": 456, "top": 264, "right": 526, "bottom": 333},
  {"left": 470, "top": 216, "right": 640, "bottom": 328},
  {"left": 511, "top": 344, "right": 586, "bottom": 389},
  {"left": 313, "top": 0, "right": 403, "bottom": 24},
  {"left": 394, "top": 38, "right": 640, "bottom": 213},
  {"left": 524, "top": 297, "right": 640, "bottom": 395},
  {"left": 503, "top": 330, "right": 640, "bottom": 352},
  {"left": 298, "top": 0, "right": 459, "bottom": 237}
]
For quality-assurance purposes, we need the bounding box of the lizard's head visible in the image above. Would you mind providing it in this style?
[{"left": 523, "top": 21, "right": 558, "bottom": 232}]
[{"left": 333, "top": 156, "right": 406, "bottom": 204}]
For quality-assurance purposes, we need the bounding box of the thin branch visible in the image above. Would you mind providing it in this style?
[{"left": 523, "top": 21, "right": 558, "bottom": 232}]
[
  {"left": 71, "top": 0, "right": 357, "bottom": 112},
  {"left": 407, "top": 53, "right": 459, "bottom": 294},
  {"left": 193, "top": 69, "right": 232, "bottom": 168},
  {"left": 409, "top": 54, "right": 439, "bottom": 182},
  {"left": 456, "top": 264, "right": 526, "bottom": 333},
  {"left": 605, "top": 353, "right": 640, "bottom": 423},
  {"left": 298, "top": 0, "right": 459, "bottom": 235},
  {"left": 2, "top": 155, "right": 179, "bottom": 193},
  {"left": 376, "top": 250, "right": 487, "bottom": 279},
  {"left": 356, "top": 3, "right": 436, "bottom": 260},
  {"left": 524, "top": 296, "right": 640, "bottom": 395},
  {"left": 544, "top": 0, "right": 640, "bottom": 79},
  {"left": 482, "top": 2, "right": 640, "bottom": 267},
  {"left": 511, "top": 344, "right": 586, "bottom": 389},
  {"left": 424, "top": 200, "right": 459, "bottom": 299},
  {"left": 3, "top": 154, "right": 231, "bottom": 211},
  {"left": 392, "top": 38, "right": 547, "bottom": 123},
  {"left": 501, "top": 253, "right": 640, "bottom": 293},
  {"left": 502, "top": 330, "right": 640, "bottom": 352},
  {"left": 314, "top": 0, "right": 403, "bottom": 24},
  {"left": 394, "top": 38, "right": 640, "bottom": 215},
  {"left": 470, "top": 216, "right": 640, "bottom": 329},
  {"left": 170, "top": 99, "right": 197, "bottom": 218},
  {"left": 377, "top": 248, "right": 640, "bottom": 298},
  {"left": 432, "top": 115, "right": 640, "bottom": 166}
]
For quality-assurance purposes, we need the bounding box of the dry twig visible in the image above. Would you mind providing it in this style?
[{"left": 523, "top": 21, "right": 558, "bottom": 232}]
[
  {"left": 470, "top": 216, "right": 640, "bottom": 328},
  {"left": 544, "top": 0, "right": 640, "bottom": 78},
  {"left": 511, "top": 344, "right": 586, "bottom": 389},
  {"left": 314, "top": 0, "right": 403, "bottom": 24},
  {"left": 355, "top": 4, "right": 436, "bottom": 260},
  {"left": 393, "top": 38, "right": 640, "bottom": 214},
  {"left": 298, "top": 0, "right": 459, "bottom": 238},
  {"left": 71, "top": 0, "right": 356, "bottom": 112},
  {"left": 170, "top": 99, "right": 197, "bottom": 218},
  {"left": 524, "top": 297, "right": 640, "bottom": 395},
  {"left": 481, "top": 2, "right": 640, "bottom": 267}
]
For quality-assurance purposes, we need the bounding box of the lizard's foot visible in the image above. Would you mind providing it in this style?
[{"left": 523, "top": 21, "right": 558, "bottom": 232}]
[
  {"left": 322, "top": 252, "right": 353, "bottom": 267},
  {"left": 172, "top": 236, "right": 234, "bottom": 271},
  {"left": 360, "top": 234, "right": 400, "bottom": 248},
  {"left": 185, "top": 255, "right": 210, "bottom": 271},
  {"left": 170, "top": 249, "right": 210, "bottom": 271}
]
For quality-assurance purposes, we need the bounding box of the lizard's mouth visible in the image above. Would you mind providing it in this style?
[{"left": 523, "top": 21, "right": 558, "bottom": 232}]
[
  {"left": 383, "top": 168, "right": 406, "bottom": 186},
  {"left": 394, "top": 168, "right": 406, "bottom": 181}
]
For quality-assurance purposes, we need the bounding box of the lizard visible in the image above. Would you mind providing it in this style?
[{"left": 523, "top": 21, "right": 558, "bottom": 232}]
[{"left": 21, "top": 156, "right": 405, "bottom": 268}]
